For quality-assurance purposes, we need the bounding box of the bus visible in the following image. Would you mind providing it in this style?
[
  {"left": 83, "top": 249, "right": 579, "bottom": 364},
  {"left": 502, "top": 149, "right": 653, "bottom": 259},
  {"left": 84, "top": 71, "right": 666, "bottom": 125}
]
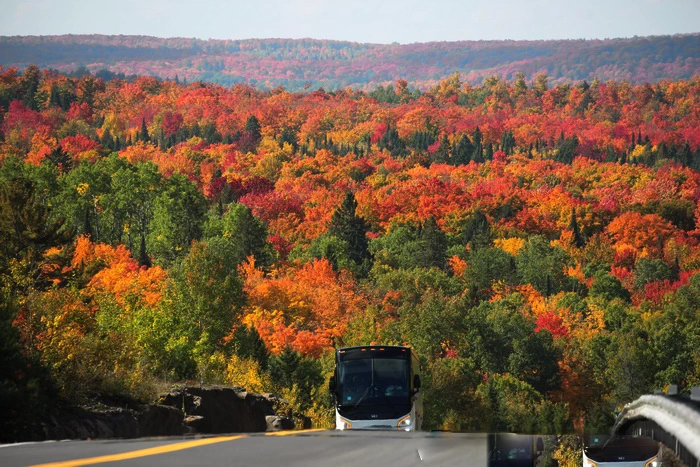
[
  {"left": 583, "top": 435, "right": 662, "bottom": 467},
  {"left": 329, "top": 345, "right": 423, "bottom": 431}
]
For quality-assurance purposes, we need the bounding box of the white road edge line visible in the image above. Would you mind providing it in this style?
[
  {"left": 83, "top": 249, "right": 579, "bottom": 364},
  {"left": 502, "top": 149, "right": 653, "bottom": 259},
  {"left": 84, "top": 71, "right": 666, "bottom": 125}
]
[{"left": 0, "top": 441, "right": 58, "bottom": 449}]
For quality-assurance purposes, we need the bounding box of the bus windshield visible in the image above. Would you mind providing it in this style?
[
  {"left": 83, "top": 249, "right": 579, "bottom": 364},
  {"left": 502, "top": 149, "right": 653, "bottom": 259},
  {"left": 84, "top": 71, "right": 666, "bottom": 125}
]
[{"left": 337, "top": 357, "right": 409, "bottom": 407}]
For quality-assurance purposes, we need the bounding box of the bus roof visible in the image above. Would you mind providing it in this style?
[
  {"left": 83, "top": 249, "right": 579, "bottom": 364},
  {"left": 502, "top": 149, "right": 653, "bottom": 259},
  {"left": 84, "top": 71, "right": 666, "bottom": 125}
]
[{"left": 336, "top": 345, "right": 418, "bottom": 361}]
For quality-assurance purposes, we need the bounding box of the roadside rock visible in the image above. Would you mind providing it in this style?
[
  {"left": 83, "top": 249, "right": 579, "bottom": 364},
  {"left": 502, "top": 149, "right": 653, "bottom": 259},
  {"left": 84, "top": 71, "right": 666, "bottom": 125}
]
[
  {"left": 42, "top": 407, "right": 140, "bottom": 440},
  {"left": 266, "top": 415, "right": 295, "bottom": 431},
  {"left": 137, "top": 404, "right": 184, "bottom": 437},
  {"left": 159, "top": 386, "right": 274, "bottom": 433},
  {"left": 22, "top": 385, "right": 306, "bottom": 442}
]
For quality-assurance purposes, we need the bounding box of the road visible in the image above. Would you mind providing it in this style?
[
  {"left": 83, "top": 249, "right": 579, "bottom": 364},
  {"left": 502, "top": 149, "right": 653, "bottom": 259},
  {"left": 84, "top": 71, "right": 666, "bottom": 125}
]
[{"left": 1, "top": 430, "right": 490, "bottom": 467}]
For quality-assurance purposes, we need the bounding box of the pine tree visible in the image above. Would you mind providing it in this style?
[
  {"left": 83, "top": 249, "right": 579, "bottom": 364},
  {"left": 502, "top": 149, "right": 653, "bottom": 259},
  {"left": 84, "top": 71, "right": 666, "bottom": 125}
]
[
  {"left": 138, "top": 234, "right": 151, "bottom": 268},
  {"left": 100, "top": 128, "right": 115, "bottom": 151},
  {"left": 485, "top": 142, "right": 494, "bottom": 161},
  {"left": 328, "top": 192, "right": 370, "bottom": 267},
  {"left": 514, "top": 72, "right": 527, "bottom": 96},
  {"left": 245, "top": 115, "right": 262, "bottom": 141},
  {"left": 433, "top": 135, "right": 450, "bottom": 163},
  {"left": 46, "top": 146, "right": 72, "bottom": 173},
  {"left": 49, "top": 84, "right": 62, "bottom": 109},
  {"left": 462, "top": 210, "right": 491, "bottom": 250},
  {"left": 453, "top": 134, "right": 473, "bottom": 166},
  {"left": 472, "top": 127, "right": 484, "bottom": 163},
  {"left": 140, "top": 118, "right": 149, "bottom": 143},
  {"left": 418, "top": 216, "right": 447, "bottom": 269},
  {"left": 501, "top": 130, "right": 516, "bottom": 155},
  {"left": 568, "top": 207, "right": 585, "bottom": 248}
]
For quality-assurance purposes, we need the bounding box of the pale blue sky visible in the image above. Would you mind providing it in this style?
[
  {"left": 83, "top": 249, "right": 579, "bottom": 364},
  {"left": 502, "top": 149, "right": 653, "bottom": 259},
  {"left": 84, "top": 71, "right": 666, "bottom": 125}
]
[{"left": 0, "top": 0, "right": 698, "bottom": 44}]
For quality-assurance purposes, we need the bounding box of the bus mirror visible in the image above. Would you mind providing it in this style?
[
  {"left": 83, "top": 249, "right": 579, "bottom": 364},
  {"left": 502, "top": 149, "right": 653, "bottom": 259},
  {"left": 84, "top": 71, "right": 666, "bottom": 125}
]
[
  {"left": 329, "top": 375, "right": 337, "bottom": 393},
  {"left": 536, "top": 437, "right": 544, "bottom": 454},
  {"left": 413, "top": 375, "right": 421, "bottom": 390}
]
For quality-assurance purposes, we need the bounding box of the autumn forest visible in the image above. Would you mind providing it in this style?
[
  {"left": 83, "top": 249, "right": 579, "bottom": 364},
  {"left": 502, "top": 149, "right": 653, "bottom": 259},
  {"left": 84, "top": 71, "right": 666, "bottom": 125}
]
[{"left": 1, "top": 64, "right": 700, "bottom": 439}]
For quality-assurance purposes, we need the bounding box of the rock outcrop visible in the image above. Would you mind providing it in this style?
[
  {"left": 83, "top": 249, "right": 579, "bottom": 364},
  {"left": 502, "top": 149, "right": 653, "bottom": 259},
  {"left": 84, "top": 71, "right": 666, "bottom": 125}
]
[
  {"left": 159, "top": 386, "right": 288, "bottom": 434},
  {"left": 33, "top": 385, "right": 305, "bottom": 441}
]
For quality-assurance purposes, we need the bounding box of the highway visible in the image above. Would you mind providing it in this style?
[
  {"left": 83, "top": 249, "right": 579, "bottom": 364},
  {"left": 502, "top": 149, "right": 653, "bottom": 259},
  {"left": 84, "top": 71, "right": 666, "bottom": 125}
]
[{"left": 1, "top": 430, "right": 489, "bottom": 467}]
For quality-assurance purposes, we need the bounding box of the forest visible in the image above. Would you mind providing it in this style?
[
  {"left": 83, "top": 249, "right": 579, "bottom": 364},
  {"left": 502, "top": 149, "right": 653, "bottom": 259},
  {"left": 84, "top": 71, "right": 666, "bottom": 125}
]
[
  {"left": 1, "top": 65, "right": 699, "bottom": 441},
  {"left": 1, "top": 34, "right": 698, "bottom": 91}
]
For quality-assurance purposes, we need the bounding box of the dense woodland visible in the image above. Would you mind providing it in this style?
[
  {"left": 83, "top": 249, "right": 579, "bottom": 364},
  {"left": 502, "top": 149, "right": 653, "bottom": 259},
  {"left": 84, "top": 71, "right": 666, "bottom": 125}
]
[
  {"left": 1, "top": 65, "right": 700, "bottom": 441},
  {"left": 1, "top": 34, "right": 698, "bottom": 90}
]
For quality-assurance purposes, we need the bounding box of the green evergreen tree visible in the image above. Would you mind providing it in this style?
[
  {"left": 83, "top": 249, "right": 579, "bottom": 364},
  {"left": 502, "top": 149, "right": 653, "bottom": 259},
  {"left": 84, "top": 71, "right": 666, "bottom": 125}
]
[
  {"left": 100, "top": 128, "right": 115, "bottom": 151},
  {"left": 461, "top": 210, "right": 491, "bottom": 251},
  {"left": 21, "top": 65, "right": 41, "bottom": 111},
  {"left": 513, "top": 72, "right": 527, "bottom": 96},
  {"left": 244, "top": 115, "right": 262, "bottom": 141},
  {"left": 417, "top": 216, "right": 447, "bottom": 270},
  {"left": 432, "top": 135, "right": 450, "bottom": 163},
  {"left": 568, "top": 207, "right": 585, "bottom": 248},
  {"left": 501, "top": 130, "right": 516, "bottom": 155},
  {"left": 48, "top": 84, "right": 61, "bottom": 109},
  {"left": 204, "top": 202, "right": 273, "bottom": 268},
  {"left": 453, "top": 134, "right": 473, "bottom": 166},
  {"left": 140, "top": 118, "right": 149, "bottom": 143},
  {"left": 328, "top": 192, "right": 370, "bottom": 269},
  {"left": 472, "top": 127, "right": 484, "bottom": 163}
]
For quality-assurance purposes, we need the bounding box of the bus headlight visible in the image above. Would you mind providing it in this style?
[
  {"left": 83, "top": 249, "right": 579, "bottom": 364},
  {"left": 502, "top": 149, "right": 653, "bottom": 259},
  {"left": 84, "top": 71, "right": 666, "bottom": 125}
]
[
  {"left": 644, "top": 457, "right": 661, "bottom": 467},
  {"left": 338, "top": 417, "right": 352, "bottom": 430},
  {"left": 397, "top": 415, "right": 412, "bottom": 429},
  {"left": 583, "top": 459, "right": 598, "bottom": 467}
]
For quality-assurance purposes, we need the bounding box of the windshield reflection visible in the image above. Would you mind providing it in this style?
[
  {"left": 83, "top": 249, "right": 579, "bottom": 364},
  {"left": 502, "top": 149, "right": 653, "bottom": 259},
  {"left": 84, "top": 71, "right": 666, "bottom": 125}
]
[{"left": 338, "top": 358, "right": 409, "bottom": 406}]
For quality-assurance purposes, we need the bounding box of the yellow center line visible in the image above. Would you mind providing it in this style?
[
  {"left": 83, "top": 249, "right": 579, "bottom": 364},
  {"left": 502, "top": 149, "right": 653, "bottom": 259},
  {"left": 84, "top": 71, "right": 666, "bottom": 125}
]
[
  {"left": 29, "top": 435, "right": 247, "bottom": 467},
  {"left": 29, "top": 429, "right": 325, "bottom": 467},
  {"left": 263, "top": 428, "right": 326, "bottom": 437}
]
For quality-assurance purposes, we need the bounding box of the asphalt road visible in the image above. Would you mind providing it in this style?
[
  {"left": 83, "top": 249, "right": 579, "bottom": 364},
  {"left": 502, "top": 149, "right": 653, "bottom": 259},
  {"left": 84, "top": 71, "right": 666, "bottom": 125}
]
[{"left": 0, "top": 430, "right": 490, "bottom": 467}]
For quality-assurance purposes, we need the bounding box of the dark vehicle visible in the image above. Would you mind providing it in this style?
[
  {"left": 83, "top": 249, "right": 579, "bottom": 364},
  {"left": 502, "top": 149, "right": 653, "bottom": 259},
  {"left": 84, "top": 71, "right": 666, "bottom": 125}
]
[
  {"left": 329, "top": 345, "right": 423, "bottom": 431},
  {"left": 583, "top": 436, "right": 662, "bottom": 467},
  {"left": 487, "top": 434, "right": 543, "bottom": 467}
]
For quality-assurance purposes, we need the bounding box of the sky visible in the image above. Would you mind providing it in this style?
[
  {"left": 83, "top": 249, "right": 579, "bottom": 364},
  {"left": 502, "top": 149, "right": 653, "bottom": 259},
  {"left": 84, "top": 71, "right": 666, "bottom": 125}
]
[{"left": 0, "top": 0, "right": 698, "bottom": 44}]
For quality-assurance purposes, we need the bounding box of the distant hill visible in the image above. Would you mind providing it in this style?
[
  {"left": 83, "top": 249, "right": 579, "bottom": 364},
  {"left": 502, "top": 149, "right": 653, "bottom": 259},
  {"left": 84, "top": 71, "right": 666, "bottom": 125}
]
[{"left": 1, "top": 34, "right": 698, "bottom": 90}]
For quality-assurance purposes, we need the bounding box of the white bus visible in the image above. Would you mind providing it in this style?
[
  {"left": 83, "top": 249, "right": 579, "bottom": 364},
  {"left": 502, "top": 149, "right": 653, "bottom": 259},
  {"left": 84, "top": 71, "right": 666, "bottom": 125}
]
[
  {"left": 583, "top": 435, "right": 662, "bottom": 467},
  {"left": 329, "top": 345, "right": 423, "bottom": 431}
]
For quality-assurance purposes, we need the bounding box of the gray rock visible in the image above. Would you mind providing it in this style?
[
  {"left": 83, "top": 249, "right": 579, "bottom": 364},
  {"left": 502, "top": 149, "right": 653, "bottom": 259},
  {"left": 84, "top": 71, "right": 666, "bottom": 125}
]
[
  {"left": 137, "top": 404, "right": 184, "bottom": 437},
  {"left": 265, "top": 415, "right": 295, "bottom": 431}
]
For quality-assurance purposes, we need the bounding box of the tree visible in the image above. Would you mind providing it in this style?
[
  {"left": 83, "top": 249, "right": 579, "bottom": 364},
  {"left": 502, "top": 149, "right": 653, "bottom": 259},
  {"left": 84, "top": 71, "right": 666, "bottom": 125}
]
[
  {"left": 589, "top": 272, "right": 630, "bottom": 302},
  {"left": 416, "top": 217, "right": 447, "bottom": 270},
  {"left": 100, "top": 128, "right": 115, "bottom": 151},
  {"left": 204, "top": 203, "right": 273, "bottom": 268},
  {"left": 241, "top": 115, "right": 262, "bottom": 152},
  {"left": 514, "top": 72, "right": 528, "bottom": 96},
  {"left": 56, "top": 158, "right": 113, "bottom": 241},
  {"left": 422, "top": 357, "right": 483, "bottom": 431},
  {"left": 534, "top": 73, "right": 548, "bottom": 97},
  {"left": 21, "top": 65, "right": 41, "bottom": 111},
  {"left": 500, "top": 130, "right": 516, "bottom": 155},
  {"left": 465, "top": 247, "right": 517, "bottom": 292},
  {"left": 568, "top": 207, "right": 585, "bottom": 248},
  {"left": 0, "top": 172, "right": 66, "bottom": 276},
  {"left": 633, "top": 257, "right": 673, "bottom": 289},
  {"left": 328, "top": 192, "right": 370, "bottom": 270},
  {"left": 267, "top": 347, "right": 323, "bottom": 412},
  {"left": 103, "top": 161, "right": 162, "bottom": 265},
  {"left": 0, "top": 287, "right": 56, "bottom": 442},
  {"left": 139, "top": 118, "right": 149, "bottom": 142},
  {"left": 148, "top": 174, "right": 207, "bottom": 265},
  {"left": 472, "top": 127, "right": 484, "bottom": 163},
  {"left": 164, "top": 239, "right": 246, "bottom": 377},
  {"left": 244, "top": 115, "right": 262, "bottom": 140},
  {"left": 453, "top": 134, "right": 473, "bottom": 166},
  {"left": 516, "top": 236, "right": 570, "bottom": 296},
  {"left": 461, "top": 210, "right": 491, "bottom": 251}
]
